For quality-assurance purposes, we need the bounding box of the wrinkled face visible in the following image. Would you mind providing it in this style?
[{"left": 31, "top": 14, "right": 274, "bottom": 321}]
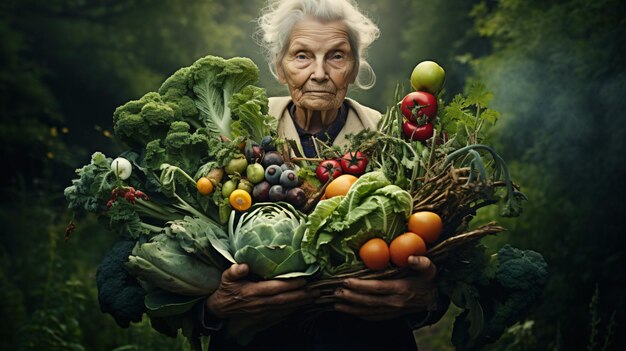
[{"left": 277, "top": 18, "right": 356, "bottom": 112}]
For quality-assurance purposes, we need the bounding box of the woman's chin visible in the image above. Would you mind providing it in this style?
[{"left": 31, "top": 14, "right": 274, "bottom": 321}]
[{"left": 297, "top": 95, "right": 341, "bottom": 111}]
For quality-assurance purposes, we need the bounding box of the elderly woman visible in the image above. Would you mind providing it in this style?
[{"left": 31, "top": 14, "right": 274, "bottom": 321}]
[{"left": 198, "top": 1, "right": 448, "bottom": 349}]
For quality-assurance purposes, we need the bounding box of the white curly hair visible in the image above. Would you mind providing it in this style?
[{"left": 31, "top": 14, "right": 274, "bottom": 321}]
[{"left": 256, "top": 0, "right": 380, "bottom": 90}]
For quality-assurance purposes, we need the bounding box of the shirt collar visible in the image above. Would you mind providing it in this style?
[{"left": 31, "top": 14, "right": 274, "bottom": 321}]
[{"left": 288, "top": 102, "right": 348, "bottom": 139}]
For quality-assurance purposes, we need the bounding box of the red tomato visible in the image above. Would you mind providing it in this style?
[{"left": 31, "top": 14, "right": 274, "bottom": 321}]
[
  {"left": 401, "top": 91, "right": 438, "bottom": 123},
  {"left": 389, "top": 232, "right": 427, "bottom": 267},
  {"left": 403, "top": 121, "right": 434, "bottom": 141},
  {"left": 316, "top": 159, "right": 343, "bottom": 183},
  {"left": 340, "top": 151, "right": 368, "bottom": 175},
  {"left": 359, "top": 238, "right": 390, "bottom": 271}
]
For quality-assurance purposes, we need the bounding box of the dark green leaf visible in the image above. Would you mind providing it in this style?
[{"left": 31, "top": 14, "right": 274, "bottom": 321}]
[{"left": 144, "top": 290, "right": 205, "bottom": 318}]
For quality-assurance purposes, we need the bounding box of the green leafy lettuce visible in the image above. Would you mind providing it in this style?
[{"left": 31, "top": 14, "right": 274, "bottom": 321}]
[
  {"left": 64, "top": 152, "right": 115, "bottom": 213},
  {"left": 229, "top": 85, "right": 278, "bottom": 143},
  {"left": 302, "top": 171, "right": 413, "bottom": 274}
]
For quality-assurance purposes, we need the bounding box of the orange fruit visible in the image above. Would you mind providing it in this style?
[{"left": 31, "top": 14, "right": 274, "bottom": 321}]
[
  {"left": 229, "top": 189, "right": 252, "bottom": 211},
  {"left": 359, "top": 238, "right": 390, "bottom": 271},
  {"left": 324, "top": 174, "right": 358, "bottom": 198},
  {"left": 407, "top": 211, "right": 442, "bottom": 244},
  {"left": 196, "top": 177, "right": 214, "bottom": 195},
  {"left": 389, "top": 232, "right": 427, "bottom": 267}
]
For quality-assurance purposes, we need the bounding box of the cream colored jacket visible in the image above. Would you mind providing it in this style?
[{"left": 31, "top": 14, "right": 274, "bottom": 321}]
[{"left": 268, "top": 96, "right": 382, "bottom": 151}]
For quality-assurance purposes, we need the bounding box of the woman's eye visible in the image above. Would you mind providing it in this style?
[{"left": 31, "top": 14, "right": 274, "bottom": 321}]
[
  {"left": 296, "top": 53, "right": 307, "bottom": 60},
  {"left": 331, "top": 52, "right": 344, "bottom": 60}
]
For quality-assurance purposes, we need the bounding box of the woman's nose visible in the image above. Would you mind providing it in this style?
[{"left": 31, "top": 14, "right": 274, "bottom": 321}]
[{"left": 310, "top": 58, "right": 328, "bottom": 82}]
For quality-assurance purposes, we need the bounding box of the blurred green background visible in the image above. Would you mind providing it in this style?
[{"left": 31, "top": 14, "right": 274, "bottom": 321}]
[{"left": 1, "top": 0, "right": 624, "bottom": 350}]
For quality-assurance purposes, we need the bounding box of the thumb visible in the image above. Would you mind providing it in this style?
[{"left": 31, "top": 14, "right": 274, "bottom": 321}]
[
  {"left": 408, "top": 256, "right": 437, "bottom": 281},
  {"left": 222, "top": 263, "right": 249, "bottom": 282}
]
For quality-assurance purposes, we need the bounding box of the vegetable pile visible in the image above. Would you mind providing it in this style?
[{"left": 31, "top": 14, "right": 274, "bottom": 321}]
[{"left": 65, "top": 56, "right": 546, "bottom": 350}]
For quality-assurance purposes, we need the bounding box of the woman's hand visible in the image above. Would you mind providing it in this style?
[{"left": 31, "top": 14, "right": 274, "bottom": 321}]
[
  {"left": 207, "top": 263, "right": 318, "bottom": 320},
  {"left": 332, "top": 256, "right": 437, "bottom": 321}
]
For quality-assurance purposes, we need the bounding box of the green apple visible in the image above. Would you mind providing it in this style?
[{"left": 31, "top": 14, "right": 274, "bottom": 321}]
[{"left": 410, "top": 61, "right": 445, "bottom": 94}]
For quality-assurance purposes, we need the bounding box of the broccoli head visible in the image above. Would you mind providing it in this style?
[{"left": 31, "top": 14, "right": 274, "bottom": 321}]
[
  {"left": 96, "top": 239, "right": 147, "bottom": 328},
  {"left": 451, "top": 244, "right": 548, "bottom": 350},
  {"left": 113, "top": 55, "right": 260, "bottom": 155},
  {"left": 144, "top": 121, "right": 211, "bottom": 176},
  {"left": 112, "top": 92, "right": 175, "bottom": 148},
  {"left": 495, "top": 244, "right": 548, "bottom": 291},
  {"left": 158, "top": 66, "right": 192, "bottom": 101},
  {"left": 480, "top": 245, "right": 548, "bottom": 340}
]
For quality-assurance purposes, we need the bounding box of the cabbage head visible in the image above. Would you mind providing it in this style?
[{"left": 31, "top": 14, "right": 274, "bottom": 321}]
[
  {"left": 126, "top": 233, "right": 222, "bottom": 296},
  {"left": 228, "top": 202, "right": 317, "bottom": 279}
]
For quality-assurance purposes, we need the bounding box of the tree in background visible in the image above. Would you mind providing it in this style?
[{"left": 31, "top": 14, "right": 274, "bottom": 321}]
[
  {"left": 4, "top": 0, "right": 624, "bottom": 349},
  {"left": 0, "top": 1, "right": 263, "bottom": 349},
  {"left": 469, "top": 0, "right": 626, "bottom": 349},
  {"left": 362, "top": 0, "right": 625, "bottom": 349},
  {"left": 2, "top": 0, "right": 265, "bottom": 186}
]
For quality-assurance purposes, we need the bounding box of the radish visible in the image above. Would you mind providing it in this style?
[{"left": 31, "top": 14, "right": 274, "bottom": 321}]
[{"left": 111, "top": 157, "right": 132, "bottom": 180}]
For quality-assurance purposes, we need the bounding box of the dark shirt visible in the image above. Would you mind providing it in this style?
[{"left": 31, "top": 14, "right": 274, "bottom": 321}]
[
  {"left": 193, "top": 293, "right": 450, "bottom": 351},
  {"left": 208, "top": 312, "right": 418, "bottom": 351},
  {"left": 289, "top": 101, "right": 348, "bottom": 158}
]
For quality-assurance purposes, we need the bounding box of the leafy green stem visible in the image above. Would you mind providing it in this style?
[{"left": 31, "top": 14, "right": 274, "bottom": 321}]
[
  {"left": 442, "top": 144, "right": 524, "bottom": 216},
  {"left": 376, "top": 135, "right": 420, "bottom": 161},
  {"left": 467, "top": 149, "right": 488, "bottom": 184},
  {"left": 173, "top": 193, "right": 218, "bottom": 225},
  {"left": 134, "top": 199, "right": 183, "bottom": 222},
  {"left": 472, "top": 105, "right": 482, "bottom": 143},
  {"left": 140, "top": 222, "right": 165, "bottom": 233}
]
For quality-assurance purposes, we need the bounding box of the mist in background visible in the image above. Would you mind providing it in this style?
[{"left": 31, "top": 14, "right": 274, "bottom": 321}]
[
  {"left": 470, "top": 1, "right": 626, "bottom": 348},
  {"left": 1, "top": 0, "right": 624, "bottom": 350}
]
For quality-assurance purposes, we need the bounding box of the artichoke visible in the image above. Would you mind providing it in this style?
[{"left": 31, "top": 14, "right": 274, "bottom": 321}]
[{"left": 228, "top": 202, "right": 317, "bottom": 279}]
